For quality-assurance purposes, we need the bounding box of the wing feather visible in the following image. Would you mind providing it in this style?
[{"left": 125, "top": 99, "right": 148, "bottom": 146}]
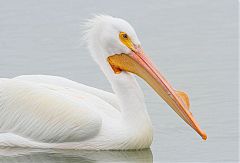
[
  {"left": 14, "top": 75, "right": 120, "bottom": 110},
  {"left": 0, "top": 79, "right": 102, "bottom": 143}
]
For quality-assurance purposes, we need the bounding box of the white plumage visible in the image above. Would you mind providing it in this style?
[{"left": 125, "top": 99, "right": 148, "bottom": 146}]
[
  {"left": 0, "top": 15, "right": 153, "bottom": 150},
  {"left": 0, "top": 74, "right": 153, "bottom": 150},
  {"left": 0, "top": 15, "right": 207, "bottom": 150}
]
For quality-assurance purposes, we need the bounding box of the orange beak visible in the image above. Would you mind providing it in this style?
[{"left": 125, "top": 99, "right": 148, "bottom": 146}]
[{"left": 108, "top": 45, "right": 207, "bottom": 140}]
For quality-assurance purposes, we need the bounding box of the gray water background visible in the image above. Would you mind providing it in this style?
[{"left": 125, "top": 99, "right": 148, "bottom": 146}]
[{"left": 0, "top": 0, "right": 238, "bottom": 162}]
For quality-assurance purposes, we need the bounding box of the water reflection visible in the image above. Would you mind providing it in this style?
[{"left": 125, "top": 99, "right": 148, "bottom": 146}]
[{"left": 0, "top": 147, "right": 152, "bottom": 163}]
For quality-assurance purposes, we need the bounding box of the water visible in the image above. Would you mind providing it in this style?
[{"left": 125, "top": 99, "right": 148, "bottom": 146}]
[{"left": 0, "top": 0, "right": 238, "bottom": 162}]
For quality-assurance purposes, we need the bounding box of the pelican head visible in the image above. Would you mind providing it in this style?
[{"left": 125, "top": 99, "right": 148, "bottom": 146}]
[
  {"left": 84, "top": 15, "right": 207, "bottom": 140},
  {"left": 84, "top": 15, "right": 140, "bottom": 62}
]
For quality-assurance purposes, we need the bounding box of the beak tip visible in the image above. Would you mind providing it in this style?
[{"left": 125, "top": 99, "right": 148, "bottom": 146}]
[{"left": 201, "top": 131, "right": 207, "bottom": 140}]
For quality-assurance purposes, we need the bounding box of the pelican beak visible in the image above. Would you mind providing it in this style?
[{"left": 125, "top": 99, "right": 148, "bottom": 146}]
[{"left": 107, "top": 45, "right": 207, "bottom": 140}]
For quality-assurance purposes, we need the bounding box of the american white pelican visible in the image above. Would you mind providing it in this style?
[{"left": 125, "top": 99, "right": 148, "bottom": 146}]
[{"left": 0, "top": 15, "right": 207, "bottom": 150}]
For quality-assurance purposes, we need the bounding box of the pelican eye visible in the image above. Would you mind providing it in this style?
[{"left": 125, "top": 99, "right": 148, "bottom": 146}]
[
  {"left": 123, "top": 33, "right": 128, "bottom": 39},
  {"left": 120, "top": 32, "right": 129, "bottom": 40},
  {"left": 119, "top": 32, "right": 135, "bottom": 51}
]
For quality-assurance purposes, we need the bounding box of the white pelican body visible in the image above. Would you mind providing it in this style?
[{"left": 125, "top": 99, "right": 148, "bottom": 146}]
[{"left": 0, "top": 15, "right": 206, "bottom": 150}]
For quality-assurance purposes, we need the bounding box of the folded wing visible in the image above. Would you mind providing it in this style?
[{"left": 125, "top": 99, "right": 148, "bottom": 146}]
[
  {"left": 14, "top": 75, "right": 120, "bottom": 110},
  {"left": 0, "top": 79, "right": 102, "bottom": 143}
]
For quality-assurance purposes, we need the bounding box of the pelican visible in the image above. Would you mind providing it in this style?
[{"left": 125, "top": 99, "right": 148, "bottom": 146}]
[{"left": 0, "top": 15, "right": 207, "bottom": 150}]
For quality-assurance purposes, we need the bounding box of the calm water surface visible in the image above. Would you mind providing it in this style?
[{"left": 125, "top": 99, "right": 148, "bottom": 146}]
[{"left": 0, "top": 0, "right": 238, "bottom": 162}]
